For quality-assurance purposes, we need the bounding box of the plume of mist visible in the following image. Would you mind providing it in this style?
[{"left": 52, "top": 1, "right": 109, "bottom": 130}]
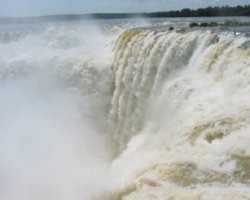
[
  {"left": 0, "top": 21, "right": 120, "bottom": 200},
  {"left": 0, "top": 73, "right": 113, "bottom": 200}
]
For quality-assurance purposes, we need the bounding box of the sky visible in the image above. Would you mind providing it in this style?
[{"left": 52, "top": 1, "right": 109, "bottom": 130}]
[{"left": 0, "top": 0, "right": 249, "bottom": 17}]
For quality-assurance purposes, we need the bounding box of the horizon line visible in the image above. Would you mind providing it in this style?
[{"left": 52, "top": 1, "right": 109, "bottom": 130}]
[{"left": 0, "top": 4, "right": 249, "bottom": 19}]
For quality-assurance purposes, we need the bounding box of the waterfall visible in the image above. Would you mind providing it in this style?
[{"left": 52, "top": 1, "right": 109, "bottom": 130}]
[
  {"left": 108, "top": 29, "right": 250, "bottom": 200},
  {"left": 1, "top": 21, "right": 250, "bottom": 200}
]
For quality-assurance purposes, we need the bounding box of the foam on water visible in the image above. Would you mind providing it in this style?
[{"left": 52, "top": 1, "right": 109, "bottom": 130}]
[
  {"left": 107, "top": 29, "right": 250, "bottom": 199},
  {"left": 0, "top": 20, "right": 250, "bottom": 200}
]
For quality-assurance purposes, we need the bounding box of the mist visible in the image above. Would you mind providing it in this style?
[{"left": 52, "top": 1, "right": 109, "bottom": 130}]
[
  {"left": 0, "top": 76, "right": 112, "bottom": 200},
  {"left": 1, "top": 8, "right": 250, "bottom": 200},
  {"left": 0, "top": 21, "right": 118, "bottom": 200},
  {"left": 0, "top": 17, "right": 162, "bottom": 200}
]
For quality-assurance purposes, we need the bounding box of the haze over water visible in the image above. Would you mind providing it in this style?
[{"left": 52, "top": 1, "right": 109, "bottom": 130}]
[{"left": 0, "top": 15, "right": 250, "bottom": 200}]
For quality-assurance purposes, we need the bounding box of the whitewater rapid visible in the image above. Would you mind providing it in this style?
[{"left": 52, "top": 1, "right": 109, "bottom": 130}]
[
  {"left": 0, "top": 20, "right": 250, "bottom": 200},
  {"left": 107, "top": 28, "right": 250, "bottom": 199}
]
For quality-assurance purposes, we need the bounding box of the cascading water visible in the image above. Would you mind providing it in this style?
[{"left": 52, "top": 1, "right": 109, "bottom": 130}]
[
  {"left": 108, "top": 28, "right": 250, "bottom": 199},
  {"left": 109, "top": 29, "right": 220, "bottom": 151},
  {"left": 0, "top": 20, "right": 250, "bottom": 200}
]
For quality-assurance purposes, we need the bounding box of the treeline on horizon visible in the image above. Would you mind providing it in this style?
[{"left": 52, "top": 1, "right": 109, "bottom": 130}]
[
  {"left": 0, "top": 4, "right": 249, "bottom": 24},
  {"left": 93, "top": 4, "right": 250, "bottom": 18},
  {"left": 146, "top": 4, "right": 250, "bottom": 18}
]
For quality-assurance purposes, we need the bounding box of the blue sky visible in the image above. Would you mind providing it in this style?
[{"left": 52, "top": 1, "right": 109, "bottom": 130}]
[{"left": 0, "top": 0, "right": 249, "bottom": 17}]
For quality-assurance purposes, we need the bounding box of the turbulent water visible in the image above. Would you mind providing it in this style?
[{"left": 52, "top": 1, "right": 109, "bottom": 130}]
[{"left": 0, "top": 19, "right": 250, "bottom": 200}]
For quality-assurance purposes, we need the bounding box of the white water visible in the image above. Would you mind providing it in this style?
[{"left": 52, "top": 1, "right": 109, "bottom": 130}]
[
  {"left": 0, "top": 23, "right": 116, "bottom": 200},
  {"left": 0, "top": 21, "right": 250, "bottom": 200}
]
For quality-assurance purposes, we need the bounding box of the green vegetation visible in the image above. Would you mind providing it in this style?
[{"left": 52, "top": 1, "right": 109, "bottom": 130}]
[{"left": 146, "top": 5, "right": 250, "bottom": 18}]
